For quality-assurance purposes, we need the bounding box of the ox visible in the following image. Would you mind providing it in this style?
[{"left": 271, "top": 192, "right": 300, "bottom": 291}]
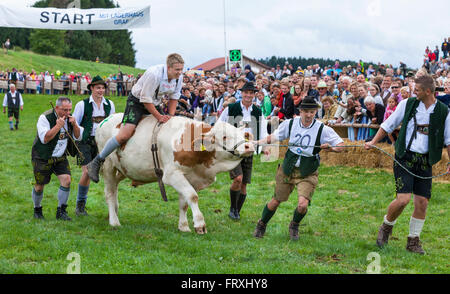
[{"left": 95, "top": 113, "right": 255, "bottom": 234}]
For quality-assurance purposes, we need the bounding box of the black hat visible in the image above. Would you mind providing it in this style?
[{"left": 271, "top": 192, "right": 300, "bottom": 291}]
[
  {"left": 239, "top": 81, "right": 258, "bottom": 92},
  {"left": 88, "top": 75, "right": 107, "bottom": 90},
  {"left": 299, "top": 96, "right": 321, "bottom": 109}
]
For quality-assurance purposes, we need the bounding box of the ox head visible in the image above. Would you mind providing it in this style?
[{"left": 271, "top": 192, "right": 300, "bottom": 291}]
[{"left": 208, "top": 121, "right": 255, "bottom": 158}]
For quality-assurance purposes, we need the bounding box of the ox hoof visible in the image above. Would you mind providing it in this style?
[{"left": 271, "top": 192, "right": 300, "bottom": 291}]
[
  {"left": 195, "top": 226, "right": 207, "bottom": 234},
  {"left": 178, "top": 225, "right": 191, "bottom": 233},
  {"left": 109, "top": 221, "right": 121, "bottom": 227}
]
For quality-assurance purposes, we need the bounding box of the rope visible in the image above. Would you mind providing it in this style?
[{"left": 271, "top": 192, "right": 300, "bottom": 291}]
[{"left": 256, "top": 143, "right": 449, "bottom": 180}]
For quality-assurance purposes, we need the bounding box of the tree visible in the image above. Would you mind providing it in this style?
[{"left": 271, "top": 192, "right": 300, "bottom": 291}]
[{"left": 29, "top": 29, "right": 67, "bottom": 55}]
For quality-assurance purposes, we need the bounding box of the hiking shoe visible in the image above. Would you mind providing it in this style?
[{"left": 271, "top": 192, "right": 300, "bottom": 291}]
[
  {"left": 87, "top": 155, "right": 104, "bottom": 183},
  {"left": 253, "top": 219, "right": 267, "bottom": 238},
  {"left": 376, "top": 222, "right": 393, "bottom": 248},
  {"left": 34, "top": 206, "right": 45, "bottom": 219},
  {"left": 75, "top": 201, "right": 88, "bottom": 216},
  {"left": 228, "top": 207, "right": 240, "bottom": 220},
  {"left": 56, "top": 204, "right": 72, "bottom": 221},
  {"left": 406, "top": 236, "right": 425, "bottom": 255},
  {"left": 289, "top": 221, "right": 300, "bottom": 241}
]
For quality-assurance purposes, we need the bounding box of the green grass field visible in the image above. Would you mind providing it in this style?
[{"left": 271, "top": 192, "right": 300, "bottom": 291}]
[
  {"left": 0, "top": 50, "right": 145, "bottom": 77},
  {"left": 0, "top": 94, "right": 448, "bottom": 274}
]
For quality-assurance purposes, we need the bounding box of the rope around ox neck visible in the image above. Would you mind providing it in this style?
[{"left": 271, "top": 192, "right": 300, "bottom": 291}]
[{"left": 257, "top": 143, "right": 449, "bottom": 180}]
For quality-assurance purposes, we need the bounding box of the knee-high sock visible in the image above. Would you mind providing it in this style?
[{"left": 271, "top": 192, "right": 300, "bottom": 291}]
[
  {"left": 32, "top": 188, "right": 44, "bottom": 208},
  {"left": 261, "top": 204, "right": 276, "bottom": 224},
  {"left": 409, "top": 217, "right": 425, "bottom": 238},
  {"left": 292, "top": 208, "right": 307, "bottom": 223},
  {"left": 57, "top": 186, "right": 70, "bottom": 207},
  {"left": 76, "top": 184, "right": 89, "bottom": 202},
  {"left": 99, "top": 137, "right": 120, "bottom": 160}
]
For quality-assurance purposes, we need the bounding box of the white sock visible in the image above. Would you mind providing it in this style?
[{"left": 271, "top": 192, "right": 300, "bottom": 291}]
[
  {"left": 409, "top": 217, "right": 425, "bottom": 238},
  {"left": 383, "top": 214, "right": 396, "bottom": 226}
]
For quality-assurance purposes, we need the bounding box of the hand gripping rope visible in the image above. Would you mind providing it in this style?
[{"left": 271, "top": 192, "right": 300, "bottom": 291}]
[{"left": 256, "top": 143, "right": 449, "bottom": 180}]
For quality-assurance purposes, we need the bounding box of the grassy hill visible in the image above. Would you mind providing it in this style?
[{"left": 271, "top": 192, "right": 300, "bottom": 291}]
[{"left": 0, "top": 49, "right": 145, "bottom": 77}]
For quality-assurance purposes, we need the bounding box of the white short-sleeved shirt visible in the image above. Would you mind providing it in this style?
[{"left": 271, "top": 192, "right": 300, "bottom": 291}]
[
  {"left": 73, "top": 96, "right": 116, "bottom": 137},
  {"left": 381, "top": 98, "right": 450, "bottom": 154},
  {"left": 37, "top": 112, "right": 84, "bottom": 158},
  {"left": 2, "top": 91, "right": 24, "bottom": 107},
  {"left": 131, "top": 64, "right": 183, "bottom": 106},
  {"left": 273, "top": 118, "right": 343, "bottom": 150},
  {"left": 218, "top": 102, "right": 268, "bottom": 139}
]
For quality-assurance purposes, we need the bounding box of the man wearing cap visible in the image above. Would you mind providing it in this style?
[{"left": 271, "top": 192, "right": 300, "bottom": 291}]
[
  {"left": 87, "top": 53, "right": 184, "bottom": 183},
  {"left": 218, "top": 81, "right": 267, "bottom": 220},
  {"left": 73, "top": 76, "right": 115, "bottom": 215},
  {"left": 253, "top": 97, "right": 344, "bottom": 240}
]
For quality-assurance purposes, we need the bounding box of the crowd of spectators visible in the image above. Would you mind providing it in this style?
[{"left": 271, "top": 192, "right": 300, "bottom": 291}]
[{"left": 172, "top": 38, "right": 450, "bottom": 144}]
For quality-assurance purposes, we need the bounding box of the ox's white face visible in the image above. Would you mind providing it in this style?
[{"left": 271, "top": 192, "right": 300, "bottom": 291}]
[{"left": 210, "top": 121, "right": 255, "bottom": 158}]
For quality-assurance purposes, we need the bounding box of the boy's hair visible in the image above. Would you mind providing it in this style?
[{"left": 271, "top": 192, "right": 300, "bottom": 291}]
[{"left": 166, "top": 53, "right": 184, "bottom": 67}]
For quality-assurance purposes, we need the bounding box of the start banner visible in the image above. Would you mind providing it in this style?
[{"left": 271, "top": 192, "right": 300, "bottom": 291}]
[{"left": 0, "top": 5, "right": 150, "bottom": 30}]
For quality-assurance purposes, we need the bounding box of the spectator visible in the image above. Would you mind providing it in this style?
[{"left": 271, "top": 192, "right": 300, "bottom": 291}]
[
  {"left": 383, "top": 96, "right": 398, "bottom": 122},
  {"left": 400, "top": 86, "right": 410, "bottom": 100},
  {"left": 3, "top": 38, "right": 10, "bottom": 54},
  {"left": 437, "top": 80, "right": 450, "bottom": 107},
  {"left": 244, "top": 64, "right": 255, "bottom": 82},
  {"left": 442, "top": 38, "right": 448, "bottom": 59},
  {"left": 380, "top": 75, "right": 393, "bottom": 106},
  {"left": 334, "top": 77, "right": 353, "bottom": 123},
  {"left": 201, "top": 89, "right": 213, "bottom": 116},
  {"left": 291, "top": 83, "right": 304, "bottom": 111},
  {"left": 364, "top": 96, "right": 385, "bottom": 140},
  {"left": 277, "top": 81, "right": 295, "bottom": 120},
  {"left": 368, "top": 83, "right": 384, "bottom": 106},
  {"left": 390, "top": 79, "right": 403, "bottom": 104},
  {"left": 320, "top": 96, "right": 337, "bottom": 125},
  {"left": 434, "top": 45, "right": 440, "bottom": 62}
]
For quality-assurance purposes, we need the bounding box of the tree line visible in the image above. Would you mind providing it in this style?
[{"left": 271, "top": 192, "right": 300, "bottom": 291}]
[
  {"left": 0, "top": 0, "right": 136, "bottom": 67},
  {"left": 258, "top": 56, "right": 381, "bottom": 71}
]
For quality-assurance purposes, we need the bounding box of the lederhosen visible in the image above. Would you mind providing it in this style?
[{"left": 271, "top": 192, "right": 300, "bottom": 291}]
[
  {"left": 122, "top": 69, "right": 178, "bottom": 125},
  {"left": 393, "top": 98, "right": 449, "bottom": 199},
  {"left": 227, "top": 102, "right": 261, "bottom": 184},
  {"left": 78, "top": 98, "right": 112, "bottom": 165},
  {"left": 6, "top": 92, "right": 20, "bottom": 119},
  {"left": 31, "top": 110, "right": 77, "bottom": 185}
]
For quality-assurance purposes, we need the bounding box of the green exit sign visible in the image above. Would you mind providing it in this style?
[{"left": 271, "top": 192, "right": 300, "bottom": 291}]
[{"left": 229, "top": 49, "right": 242, "bottom": 62}]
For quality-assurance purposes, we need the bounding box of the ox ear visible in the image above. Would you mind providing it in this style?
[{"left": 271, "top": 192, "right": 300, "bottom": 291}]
[
  {"left": 192, "top": 135, "right": 215, "bottom": 152},
  {"left": 244, "top": 132, "right": 254, "bottom": 142}
]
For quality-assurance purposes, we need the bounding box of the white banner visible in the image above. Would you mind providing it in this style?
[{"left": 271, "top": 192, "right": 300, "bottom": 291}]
[{"left": 0, "top": 5, "right": 150, "bottom": 30}]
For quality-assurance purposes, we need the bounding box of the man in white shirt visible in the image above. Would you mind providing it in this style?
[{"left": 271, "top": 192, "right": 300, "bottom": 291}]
[
  {"left": 365, "top": 73, "right": 450, "bottom": 254},
  {"left": 2, "top": 83, "right": 23, "bottom": 130},
  {"left": 87, "top": 53, "right": 184, "bottom": 183},
  {"left": 218, "top": 81, "right": 267, "bottom": 220},
  {"left": 73, "top": 76, "right": 115, "bottom": 216},
  {"left": 252, "top": 97, "right": 344, "bottom": 240},
  {"left": 31, "top": 97, "right": 83, "bottom": 221}
]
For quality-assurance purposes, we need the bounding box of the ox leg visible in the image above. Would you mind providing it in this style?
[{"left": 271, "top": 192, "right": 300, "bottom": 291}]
[
  {"left": 165, "top": 172, "right": 207, "bottom": 234},
  {"left": 178, "top": 193, "right": 191, "bottom": 232},
  {"left": 103, "top": 159, "right": 121, "bottom": 226}
]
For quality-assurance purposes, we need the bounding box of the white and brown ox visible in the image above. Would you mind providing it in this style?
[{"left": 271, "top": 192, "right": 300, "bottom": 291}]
[{"left": 95, "top": 113, "right": 254, "bottom": 234}]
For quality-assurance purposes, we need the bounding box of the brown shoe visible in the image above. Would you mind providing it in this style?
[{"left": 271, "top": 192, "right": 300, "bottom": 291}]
[
  {"left": 406, "top": 236, "right": 425, "bottom": 255},
  {"left": 289, "top": 221, "right": 299, "bottom": 241},
  {"left": 253, "top": 219, "right": 267, "bottom": 238},
  {"left": 376, "top": 222, "right": 393, "bottom": 248}
]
